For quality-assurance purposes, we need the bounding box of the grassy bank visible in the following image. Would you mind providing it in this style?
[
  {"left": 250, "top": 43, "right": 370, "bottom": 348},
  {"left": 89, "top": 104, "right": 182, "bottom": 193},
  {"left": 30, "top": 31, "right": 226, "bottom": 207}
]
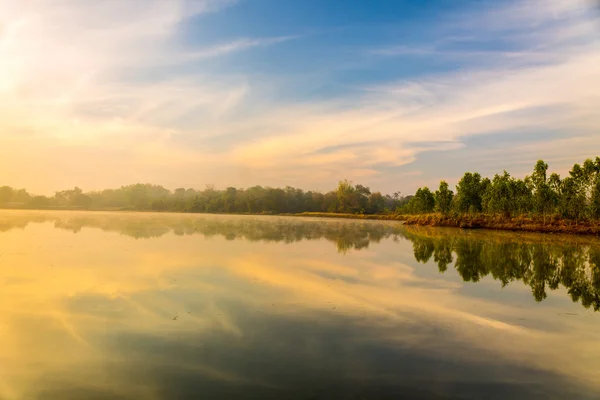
[
  {"left": 402, "top": 213, "right": 600, "bottom": 235},
  {"left": 286, "top": 212, "right": 404, "bottom": 221},
  {"left": 3, "top": 207, "right": 600, "bottom": 235},
  {"left": 289, "top": 213, "right": 600, "bottom": 236}
]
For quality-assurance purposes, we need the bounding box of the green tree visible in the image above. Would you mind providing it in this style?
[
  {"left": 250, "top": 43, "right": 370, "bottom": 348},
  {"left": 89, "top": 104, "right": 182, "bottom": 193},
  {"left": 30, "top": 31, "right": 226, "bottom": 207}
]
[
  {"left": 558, "top": 177, "right": 586, "bottom": 222},
  {"left": 335, "top": 180, "right": 371, "bottom": 213},
  {"left": 29, "top": 195, "right": 53, "bottom": 208},
  {"left": 367, "top": 191, "right": 385, "bottom": 214},
  {"left": 590, "top": 175, "right": 600, "bottom": 219},
  {"left": 454, "top": 172, "right": 487, "bottom": 214},
  {"left": 408, "top": 187, "right": 435, "bottom": 213},
  {"left": 222, "top": 187, "right": 237, "bottom": 213},
  {"left": 531, "top": 160, "right": 555, "bottom": 221},
  {"left": 336, "top": 180, "right": 355, "bottom": 213},
  {"left": 0, "top": 186, "right": 14, "bottom": 204},
  {"left": 12, "top": 188, "right": 30, "bottom": 205},
  {"left": 514, "top": 177, "right": 533, "bottom": 216},
  {"left": 483, "top": 171, "right": 513, "bottom": 217},
  {"left": 55, "top": 187, "right": 92, "bottom": 209},
  {"left": 434, "top": 181, "right": 454, "bottom": 215},
  {"left": 354, "top": 184, "right": 371, "bottom": 213}
]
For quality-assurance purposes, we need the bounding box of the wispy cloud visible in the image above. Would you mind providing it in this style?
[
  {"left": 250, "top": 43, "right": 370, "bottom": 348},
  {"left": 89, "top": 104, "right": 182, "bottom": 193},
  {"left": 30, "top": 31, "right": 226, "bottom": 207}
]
[
  {"left": 188, "top": 35, "right": 300, "bottom": 59},
  {"left": 0, "top": 0, "right": 598, "bottom": 193}
]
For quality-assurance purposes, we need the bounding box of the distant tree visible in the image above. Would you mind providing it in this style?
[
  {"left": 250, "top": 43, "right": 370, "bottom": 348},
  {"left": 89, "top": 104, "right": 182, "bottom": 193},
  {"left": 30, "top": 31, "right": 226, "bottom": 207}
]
[
  {"left": 408, "top": 187, "right": 435, "bottom": 213},
  {"left": 4, "top": 155, "right": 600, "bottom": 220},
  {"left": 335, "top": 180, "right": 371, "bottom": 213},
  {"left": 29, "top": 195, "right": 52, "bottom": 208},
  {"left": 591, "top": 175, "right": 600, "bottom": 220},
  {"left": 354, "top": 184, "right": 371, "bottom": 213},
  {"left": 335, "top": 180, "right": 355, "bottom": 213},
  {"left": 12, "top": 189, "right": 31, "bottom": 204},
  {"left": 322, "top": 191, "right": 338, "bottom": 213},
  {"left": 222, "top": 187, "right": 237, "bottom": 213},
  {"left": 55, "top": 187, "right": 92, "bottom": 209},
  {"left": 367, "top": 191, "right": 385, "bottom": 214},
  {"left": 530, "top": 160, "right": 556, "bottom": 223},
  {"left": 0, "top": 186, "right": 14, "bottom": 204},
  {"left": 123, "top": 184, "right": 149, "bottom": 209},
  {"left": 482, "top": 171, "right": 532, "bottom": 218},
  {"left": 513, "top": 177, "right": 533, "bottom": 216},
  {"left": 310, "top": 191, "right": 325, "bottom": 212},
  {"left": 454, "top": 172, "right": 486, "bottom": 214},
  {"left": 483, "top": 171, "right": 512, "bottom": 217},
  {"left": 558, "top": 177, "right": 586, "bottom": 222},
  {"left": 434, "top": 181, "right": 454, "bottom": 215}
]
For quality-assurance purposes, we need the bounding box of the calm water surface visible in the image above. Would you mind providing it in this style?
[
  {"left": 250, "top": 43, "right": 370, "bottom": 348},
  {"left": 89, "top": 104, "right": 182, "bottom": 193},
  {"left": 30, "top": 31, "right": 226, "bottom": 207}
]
[{"left": 1, "top": 211, "right": 599, "bottom": 399}]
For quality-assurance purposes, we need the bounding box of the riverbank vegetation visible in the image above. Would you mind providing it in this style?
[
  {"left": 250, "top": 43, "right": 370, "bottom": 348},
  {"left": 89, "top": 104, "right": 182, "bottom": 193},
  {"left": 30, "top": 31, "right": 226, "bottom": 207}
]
[
  {"left": 402, "top": 214, "right": 600, "bottom": 235},
  {"left": 1, "top": 157, "right": 600, "bottom": 234},
  {"left": 404, "top": 158, "right": 600, "bottom": 221},
  {"left": 399, "top": 157, "right": 600, "bottom": 233}
]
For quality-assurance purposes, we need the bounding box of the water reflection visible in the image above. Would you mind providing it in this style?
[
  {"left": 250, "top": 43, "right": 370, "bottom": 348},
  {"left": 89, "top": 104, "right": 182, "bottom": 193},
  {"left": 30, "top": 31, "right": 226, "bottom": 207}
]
[
  {"left": 404, "top": 227, "right": 600, "bottom": 311},
  {"left": 1, "top": 211, "right": 600, "bottom": 399},
  {"left": 3, "top": 211, "right": 600, "bottom": 311},
  {"left": 0, "top": 211, "right": 403, "bottom": 252}
]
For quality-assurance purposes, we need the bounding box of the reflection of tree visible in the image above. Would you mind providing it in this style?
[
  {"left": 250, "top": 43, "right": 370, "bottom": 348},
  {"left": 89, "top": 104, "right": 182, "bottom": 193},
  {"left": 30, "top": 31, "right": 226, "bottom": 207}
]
[
  {"left": 412, "top": 237, "right": 434, "bottom": 264},
  {"left": 433, "top": 239, "right": 452, "bottom": 273},
  {"left": 454, "top": 239, "right": 486, "bottom": 283},
  {"left": 0, "top": 212, "right": 404, "bottom": 253},
  {"left": 4, "top": 211, "right": 600, "bottom": 310},
  {"left": 0, "top": 213, "right": 48, "bottom": 232},
  {"left": 404, "top": 227, "right": 600, "bottom": 311}
]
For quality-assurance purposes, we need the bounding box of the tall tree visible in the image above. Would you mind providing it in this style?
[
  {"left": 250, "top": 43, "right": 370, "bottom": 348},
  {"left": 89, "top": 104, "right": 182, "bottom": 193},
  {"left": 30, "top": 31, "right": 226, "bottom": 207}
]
[
  {"left": 531, "top": 161, "right": 555, "bottom": 223},
  {"left": 590, "top": 174, "right": 600, "bottom": 219},
  {"left": 434, "top": 181, "right": 454, "bottom": 215},
  {"left": 454, "top": 172, "right": 487, "bottom": 214},
  {"left": 336, "top": 180, "right": 355, "bottom": 213},
  {"left": 409, "top": 187, "right": 435, "bottom": 213},
  {"left": 558, "top": 177, "right": 586, "bottom": 222},
  {"left": 483, "top": 171, "right": 514, "bottom": 217}
]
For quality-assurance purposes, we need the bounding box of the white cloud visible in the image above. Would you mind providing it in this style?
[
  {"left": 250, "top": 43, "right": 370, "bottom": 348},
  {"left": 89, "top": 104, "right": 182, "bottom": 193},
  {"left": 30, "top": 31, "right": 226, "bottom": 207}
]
[
  {"left": 187, "top": 35, "right": 299, "bottom": 59},
  {"left": 219, "top": 0, "right": 600, "bottom": 190},
  {"left": 0, "top": 0, "right": 598, "bottom": 194}
]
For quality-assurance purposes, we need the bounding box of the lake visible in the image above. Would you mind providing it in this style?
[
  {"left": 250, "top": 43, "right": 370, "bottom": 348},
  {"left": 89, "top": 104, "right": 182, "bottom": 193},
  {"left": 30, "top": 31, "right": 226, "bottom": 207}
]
[{"left": 1, "top": 210, "right": 599, "bottom": 399}]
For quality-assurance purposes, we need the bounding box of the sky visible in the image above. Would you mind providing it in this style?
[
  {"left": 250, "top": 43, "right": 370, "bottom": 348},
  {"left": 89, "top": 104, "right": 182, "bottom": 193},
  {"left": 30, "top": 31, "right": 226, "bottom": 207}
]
[{"left": 0, "top": 0, "right": 599, "bottom": 195}]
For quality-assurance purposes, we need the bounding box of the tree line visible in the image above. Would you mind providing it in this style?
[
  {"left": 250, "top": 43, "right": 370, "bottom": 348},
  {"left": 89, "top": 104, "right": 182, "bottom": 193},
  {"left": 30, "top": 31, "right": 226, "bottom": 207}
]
[
  {"left": 1, "top": 157, "right": 599, "bottom": 221},
  {"left": 0, "top": 180, "right": 410, "bottom": 214},
  {"left": 404, "top": 157, "right": 600, "bottom": 222}
]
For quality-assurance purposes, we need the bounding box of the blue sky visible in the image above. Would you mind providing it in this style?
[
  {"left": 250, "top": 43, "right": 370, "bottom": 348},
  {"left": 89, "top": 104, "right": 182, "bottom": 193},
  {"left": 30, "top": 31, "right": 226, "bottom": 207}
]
[{"left": 0, "top": 0, "right": 599, "bottom": 194}]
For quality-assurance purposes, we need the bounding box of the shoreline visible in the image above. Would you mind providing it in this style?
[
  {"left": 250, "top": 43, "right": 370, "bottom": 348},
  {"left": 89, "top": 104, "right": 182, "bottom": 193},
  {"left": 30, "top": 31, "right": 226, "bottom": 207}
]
[
  {"left": 282, "top": 212, "right": 404, "bottom": 221},
  {"left": 401, "top": 214, "right": 600, "bottom": 236},
  {"left": 2, "top": 207, "right": 600, "bottom": 235}
]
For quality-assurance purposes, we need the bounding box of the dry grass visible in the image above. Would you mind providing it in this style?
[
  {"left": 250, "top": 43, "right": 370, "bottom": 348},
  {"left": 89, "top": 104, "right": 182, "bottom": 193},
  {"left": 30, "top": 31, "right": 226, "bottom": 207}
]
[
  {"left": 286, "top": 212, "right": 404, "bottom": 221},
  {"left": 401, "top": 213, "right": 600, "bottom": 235}
]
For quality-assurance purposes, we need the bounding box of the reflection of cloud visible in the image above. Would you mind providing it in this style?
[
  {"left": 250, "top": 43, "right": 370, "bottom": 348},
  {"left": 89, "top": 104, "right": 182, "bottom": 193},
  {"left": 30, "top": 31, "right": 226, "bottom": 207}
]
[{"left": 1, "top": 211, "right": 600, "bottom": 398}]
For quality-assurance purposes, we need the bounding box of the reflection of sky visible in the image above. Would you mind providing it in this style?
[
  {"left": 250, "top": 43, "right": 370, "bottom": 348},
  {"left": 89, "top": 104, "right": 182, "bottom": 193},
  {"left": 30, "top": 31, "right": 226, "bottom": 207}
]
[{"left": 0, "top": 211, "right": 599, "bottom": 399}]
